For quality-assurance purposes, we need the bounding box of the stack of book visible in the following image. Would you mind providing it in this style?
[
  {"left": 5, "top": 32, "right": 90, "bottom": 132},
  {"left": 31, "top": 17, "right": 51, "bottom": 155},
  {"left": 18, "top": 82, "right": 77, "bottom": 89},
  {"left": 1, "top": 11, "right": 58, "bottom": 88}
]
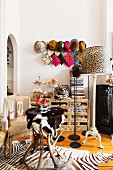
[{"left": 70, "top": 76, "right": 85, "bottom": 99}]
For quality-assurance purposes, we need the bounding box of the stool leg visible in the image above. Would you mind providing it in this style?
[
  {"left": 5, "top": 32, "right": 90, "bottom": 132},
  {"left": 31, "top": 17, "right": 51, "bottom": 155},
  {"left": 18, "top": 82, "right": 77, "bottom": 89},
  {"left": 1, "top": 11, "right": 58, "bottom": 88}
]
[
  {"left": 37, "top": 123, "right": 45, "bottom": 170},
  {"left": 20, "top": 134, "right": 40, "bottom": 164},
  {"left": 47, "top": 133, "right": 58, "bottom": 169}
]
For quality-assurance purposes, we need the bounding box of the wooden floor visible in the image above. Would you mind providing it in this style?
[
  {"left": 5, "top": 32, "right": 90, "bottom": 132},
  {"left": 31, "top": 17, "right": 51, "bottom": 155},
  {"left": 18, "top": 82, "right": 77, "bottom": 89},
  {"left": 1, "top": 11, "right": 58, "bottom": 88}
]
[
  {"left": 55, "top": 131, "right": 113, "bottom": 170},
  {"left": 19, "top": 131, "right": 113, "bottom": 170}
]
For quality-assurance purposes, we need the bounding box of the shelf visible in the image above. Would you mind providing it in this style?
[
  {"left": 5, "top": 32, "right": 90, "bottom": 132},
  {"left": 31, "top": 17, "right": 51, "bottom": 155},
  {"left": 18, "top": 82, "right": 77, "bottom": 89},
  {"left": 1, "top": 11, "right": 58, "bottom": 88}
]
[{"left": 30, "top": 94, "right": 90, "bottom": 132}]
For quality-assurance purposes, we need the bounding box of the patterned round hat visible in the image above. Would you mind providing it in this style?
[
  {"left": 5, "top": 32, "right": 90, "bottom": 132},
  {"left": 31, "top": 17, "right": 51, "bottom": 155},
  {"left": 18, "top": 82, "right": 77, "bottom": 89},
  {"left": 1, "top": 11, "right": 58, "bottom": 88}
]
[
  {"left": 57, "top": 41, "right": 64, "bottom": 52},
  {"left": 48, "top": 40, "right": 58, "bottom": 51},
  {"left": 34, "top": 41, "right": 47, "bottom": 53},
  {"left": 79, "top": 41, "right": 87, "bottom": 52},
  {"left": 48, "top": 78, "right": 58, "bottom": 87},
  {"left": 70, "top": 39, "right": 79, "bottom": 51}
]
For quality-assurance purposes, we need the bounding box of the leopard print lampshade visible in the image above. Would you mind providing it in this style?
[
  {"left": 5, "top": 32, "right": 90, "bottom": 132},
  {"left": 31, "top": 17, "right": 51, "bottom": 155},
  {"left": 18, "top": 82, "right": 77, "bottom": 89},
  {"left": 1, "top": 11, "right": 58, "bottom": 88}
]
[{"left": 81, "top": 46, "right": 112, "bottom": 74}]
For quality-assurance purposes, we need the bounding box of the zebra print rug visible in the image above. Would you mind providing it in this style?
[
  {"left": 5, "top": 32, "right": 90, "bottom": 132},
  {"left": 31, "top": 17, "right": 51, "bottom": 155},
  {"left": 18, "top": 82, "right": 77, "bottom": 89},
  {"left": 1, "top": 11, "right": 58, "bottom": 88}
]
[{"left": 0, "top": 141, "right": 113, "bottom": 170}]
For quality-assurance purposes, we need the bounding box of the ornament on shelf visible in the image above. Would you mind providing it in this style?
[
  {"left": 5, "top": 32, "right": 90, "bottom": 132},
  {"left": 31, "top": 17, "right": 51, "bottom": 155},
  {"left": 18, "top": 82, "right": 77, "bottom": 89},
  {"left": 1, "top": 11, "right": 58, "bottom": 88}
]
[
  {"left": 32, "top": 74, "right": 48, "bottom": 110},
  {"left": 33, "top": 73, "right": 46, "bottom": 97},
  {"left": 48, "top": 78, "right": 58, "bottom": 98},
  {"left": 34, "top": 73, "right": 46, "bottom": 86},
  {"left": 48, "top": 78, "right": 58, "bottom": 87}
]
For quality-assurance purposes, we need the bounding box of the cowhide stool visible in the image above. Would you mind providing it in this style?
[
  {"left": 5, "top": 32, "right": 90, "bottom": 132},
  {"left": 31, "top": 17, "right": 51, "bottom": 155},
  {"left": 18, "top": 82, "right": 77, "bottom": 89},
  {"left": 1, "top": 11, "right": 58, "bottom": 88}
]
[{"left": 20, "top": 107, "right": 67, "bottom": 170}]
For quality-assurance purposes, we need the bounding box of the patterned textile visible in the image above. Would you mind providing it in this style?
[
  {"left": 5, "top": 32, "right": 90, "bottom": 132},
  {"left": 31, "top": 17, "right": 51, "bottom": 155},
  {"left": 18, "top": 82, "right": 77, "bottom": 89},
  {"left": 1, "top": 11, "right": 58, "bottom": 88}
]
[
  {"left": 12, "top": 139, "right": 31, "bottom": 154},
  {"left": 81, "top": 46, "right": 112, "bottom": 74},
  {"left": 64, "top": 52, "right": 74, "bottom": 67},
  {"left": 75, "top": 152, "right": 113, "bottom": 169},
  {"left": 71, "top": 50, "right": 80, "bottom": 64},
  {"left": 58, "top": 53, "right": 66, "bottom": 65},
  {"left": 0, "top": 144, "right": 113, "bottom": 170},
  {"left": 42, "top": 52, "right": 53, "bottom": 65},
  {"left": 54, "top": 85, "right": 69, "bottom": 99},
  {"left": 51, "top": 53, "right": 61, "bottom": 67},
  {"left": 8, "top": 116, "right": 29, "bottom": 136},
  {"left": 0, "top": 139, "right": 30, "bottom": 157}
]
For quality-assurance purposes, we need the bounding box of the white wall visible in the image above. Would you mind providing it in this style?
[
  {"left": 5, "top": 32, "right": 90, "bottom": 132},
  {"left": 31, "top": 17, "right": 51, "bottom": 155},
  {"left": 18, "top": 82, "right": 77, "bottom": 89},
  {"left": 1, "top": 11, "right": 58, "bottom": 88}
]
[
  {"left": 107, "top": 0, "right": 113, "bottom": 59},
  {"left": 5, "top": 0, "right": 20, "bottom": 96},
  {"left": 19, "top": 0, "right": 107, "bottom": 96},
  {"left": 0, "top": 0, "right": 20, "bottom": 129}
]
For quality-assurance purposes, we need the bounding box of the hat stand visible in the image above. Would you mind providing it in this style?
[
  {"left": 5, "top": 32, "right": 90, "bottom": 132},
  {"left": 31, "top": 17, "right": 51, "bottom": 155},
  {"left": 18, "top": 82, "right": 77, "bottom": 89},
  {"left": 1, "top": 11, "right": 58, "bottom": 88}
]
[{"left": 68, "top": 76, "right": 81, "bottom": 148}]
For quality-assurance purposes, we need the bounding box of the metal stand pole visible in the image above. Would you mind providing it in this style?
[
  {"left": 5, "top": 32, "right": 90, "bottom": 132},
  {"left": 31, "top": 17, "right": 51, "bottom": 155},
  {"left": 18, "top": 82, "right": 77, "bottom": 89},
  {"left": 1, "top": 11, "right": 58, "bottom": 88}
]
[{"left": 68, "top": 77, "right": 81, "bottom": 148}]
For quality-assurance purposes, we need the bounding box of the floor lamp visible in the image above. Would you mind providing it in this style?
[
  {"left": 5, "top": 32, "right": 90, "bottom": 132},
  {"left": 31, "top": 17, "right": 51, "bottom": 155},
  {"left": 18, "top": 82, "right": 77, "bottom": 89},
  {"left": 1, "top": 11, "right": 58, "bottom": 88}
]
[
  {"left": 68, "top": 64, "right": 81, "bottom": 148},
  {"left": 81, "top": 75, "right": 90, "bottom": 136},
  {"left": 81, "top": 46, "right": 112, "bottom": 149}
]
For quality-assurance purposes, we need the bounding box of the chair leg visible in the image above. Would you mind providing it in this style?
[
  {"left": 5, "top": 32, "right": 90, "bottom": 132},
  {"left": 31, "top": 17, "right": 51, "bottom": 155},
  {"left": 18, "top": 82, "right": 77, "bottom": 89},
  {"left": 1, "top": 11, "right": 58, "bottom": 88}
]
[
  {"left": 4, "top": 131, "right": 8, "bottom": 157},
  {"left": 9, "top": 136, "right": 12, "bottom": 159}
]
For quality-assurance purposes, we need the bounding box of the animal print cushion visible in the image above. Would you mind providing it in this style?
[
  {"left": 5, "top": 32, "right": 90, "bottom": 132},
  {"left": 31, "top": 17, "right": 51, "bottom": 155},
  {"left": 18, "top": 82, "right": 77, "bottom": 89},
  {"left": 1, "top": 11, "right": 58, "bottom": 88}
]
[{"left": 8, "top": 116, "right": 29, "bottom": 136}]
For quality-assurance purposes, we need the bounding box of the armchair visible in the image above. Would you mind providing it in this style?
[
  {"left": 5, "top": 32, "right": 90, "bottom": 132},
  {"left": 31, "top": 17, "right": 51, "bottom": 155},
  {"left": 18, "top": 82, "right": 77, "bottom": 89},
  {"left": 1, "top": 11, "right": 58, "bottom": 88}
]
[{"left": 7, "top": 96, "right": 32, "bottom": 159}]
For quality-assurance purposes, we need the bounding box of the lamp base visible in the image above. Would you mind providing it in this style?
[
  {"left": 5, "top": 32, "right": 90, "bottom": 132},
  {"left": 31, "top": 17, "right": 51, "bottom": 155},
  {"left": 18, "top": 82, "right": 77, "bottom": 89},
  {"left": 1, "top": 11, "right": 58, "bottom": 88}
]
[
  {"left": 70, "top": 141, "right": 81, "bottom": 148},
  {"left": 68, "top": 134, "right": 80, "bottom": 141},
  {"left": 82, "top": 127, "right": 104, "bottom": 149}
]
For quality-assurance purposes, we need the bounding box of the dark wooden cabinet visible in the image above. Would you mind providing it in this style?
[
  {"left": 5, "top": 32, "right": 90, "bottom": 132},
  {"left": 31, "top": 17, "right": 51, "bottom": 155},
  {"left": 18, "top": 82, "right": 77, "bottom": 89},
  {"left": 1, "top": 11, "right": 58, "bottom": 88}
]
[{"left": 96, "top": 84, "right": 113, "bottom": 135}]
